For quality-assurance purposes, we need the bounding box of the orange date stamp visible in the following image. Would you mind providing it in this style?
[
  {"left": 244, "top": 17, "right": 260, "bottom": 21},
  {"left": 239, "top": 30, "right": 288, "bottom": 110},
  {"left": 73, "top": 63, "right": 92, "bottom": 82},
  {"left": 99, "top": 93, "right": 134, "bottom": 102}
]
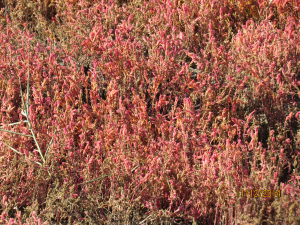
[{"left": 236, "top": 189, "right": 281, "bottom": 198}]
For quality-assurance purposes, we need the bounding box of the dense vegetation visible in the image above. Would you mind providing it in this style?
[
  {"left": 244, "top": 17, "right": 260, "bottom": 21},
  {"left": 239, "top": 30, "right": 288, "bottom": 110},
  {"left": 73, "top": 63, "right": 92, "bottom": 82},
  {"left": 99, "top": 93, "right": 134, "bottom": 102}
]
[{"left": 0, "top": 0, "right": 300, "bottom": 224}]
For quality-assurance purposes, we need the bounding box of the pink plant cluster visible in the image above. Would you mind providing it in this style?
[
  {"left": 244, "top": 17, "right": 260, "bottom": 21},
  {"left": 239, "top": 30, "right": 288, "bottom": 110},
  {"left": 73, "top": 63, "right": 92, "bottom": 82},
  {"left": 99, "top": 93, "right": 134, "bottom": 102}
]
[{"left": 0, "top": 0, "right": 300, "bottom": 224}]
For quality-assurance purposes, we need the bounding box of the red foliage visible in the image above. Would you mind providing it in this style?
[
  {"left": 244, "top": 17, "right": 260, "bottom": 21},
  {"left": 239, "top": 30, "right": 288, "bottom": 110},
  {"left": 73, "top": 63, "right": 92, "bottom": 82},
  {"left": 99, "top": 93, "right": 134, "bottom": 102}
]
[{"left": 0, "top": 0, "right": 299, "bottom": 224}]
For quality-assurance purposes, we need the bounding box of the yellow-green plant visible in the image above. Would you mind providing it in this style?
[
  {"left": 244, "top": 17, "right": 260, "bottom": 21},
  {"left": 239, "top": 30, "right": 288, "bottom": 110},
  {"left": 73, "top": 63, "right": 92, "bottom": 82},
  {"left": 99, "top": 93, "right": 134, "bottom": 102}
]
[{"left": 0, "top": 62, "right": 62, "bottom": 183}]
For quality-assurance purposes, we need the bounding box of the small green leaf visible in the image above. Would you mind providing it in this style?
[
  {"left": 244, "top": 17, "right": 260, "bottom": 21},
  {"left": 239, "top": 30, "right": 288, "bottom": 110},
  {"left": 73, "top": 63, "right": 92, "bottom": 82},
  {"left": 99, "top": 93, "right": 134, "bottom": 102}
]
[
  {"left": 131, "top": 165, "right": 139, "bottom": 173},
  {"left": 0, "top": 120, "right": 28, "bottom": 128},
  {"left": 164, "top": 173, "right": 172, "bottom": 191},
  {"left": 0, "top": 128, "right": 33, "bottom": 137},
  {"left": 2, "top": 142, "right": 42, "bottom": 166}
]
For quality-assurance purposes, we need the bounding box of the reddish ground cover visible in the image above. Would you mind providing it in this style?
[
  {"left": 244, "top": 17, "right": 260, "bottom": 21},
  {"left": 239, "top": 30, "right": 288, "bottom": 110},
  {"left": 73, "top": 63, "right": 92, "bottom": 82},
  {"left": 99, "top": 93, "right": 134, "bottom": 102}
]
[{"left": 0, "top": 0, "right": 300, "bottom": 224}]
